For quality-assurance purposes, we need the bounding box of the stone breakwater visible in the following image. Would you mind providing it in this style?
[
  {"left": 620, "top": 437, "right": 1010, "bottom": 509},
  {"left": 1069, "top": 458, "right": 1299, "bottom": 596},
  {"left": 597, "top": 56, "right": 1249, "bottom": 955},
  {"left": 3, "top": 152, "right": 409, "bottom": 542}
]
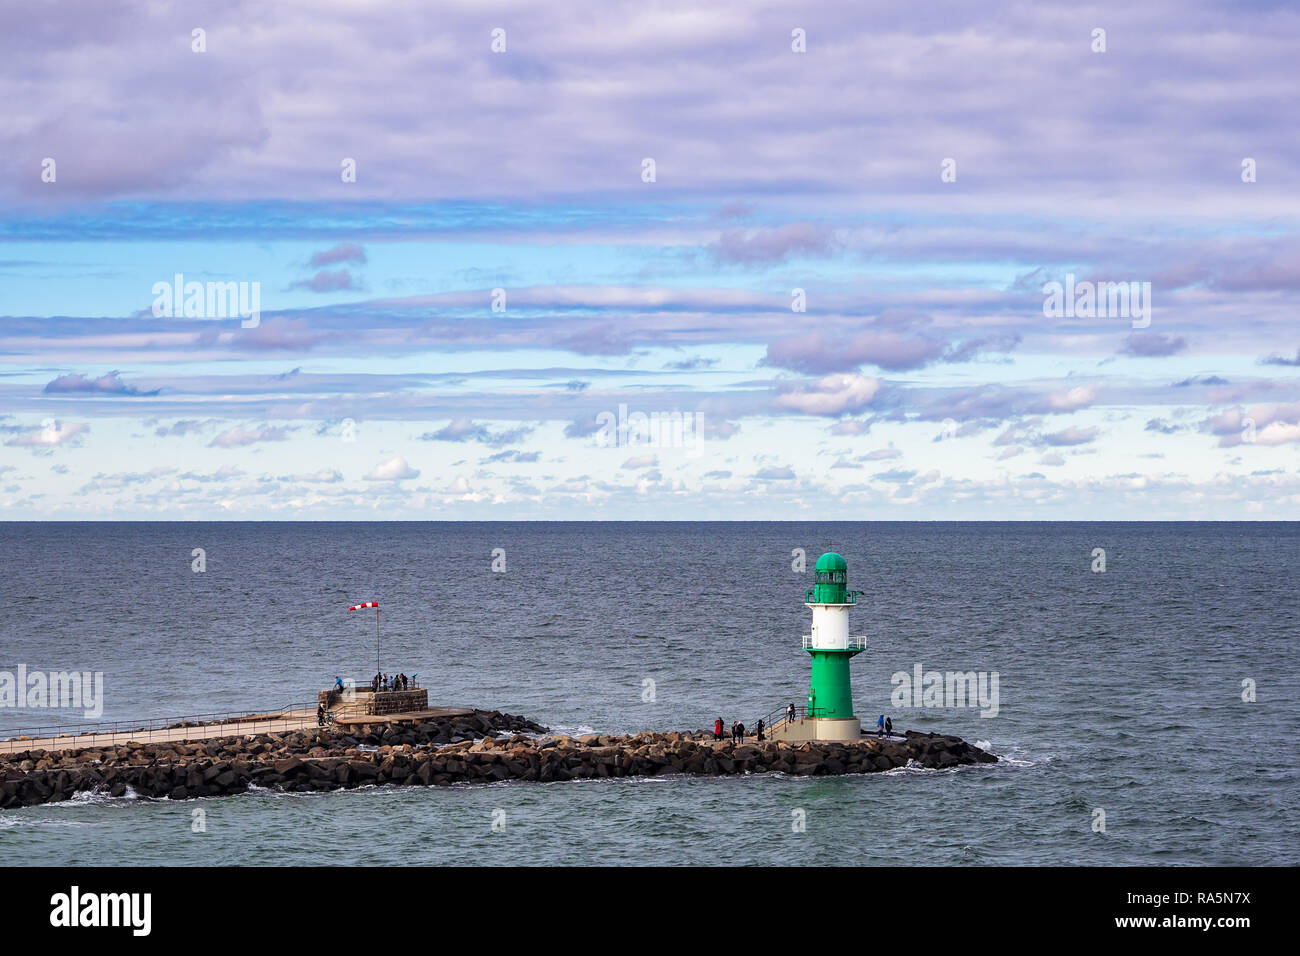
[{"left": 0, "top": 713, "right": 995, "bottom": 809}]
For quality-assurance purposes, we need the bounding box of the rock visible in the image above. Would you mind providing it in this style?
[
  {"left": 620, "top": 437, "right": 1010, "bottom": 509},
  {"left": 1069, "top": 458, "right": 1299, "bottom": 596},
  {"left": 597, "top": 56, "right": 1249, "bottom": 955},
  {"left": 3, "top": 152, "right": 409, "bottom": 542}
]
[
  {"left": 213, "top": 770, "right": 237, "bottom": 788},
  {"left": 350, "top": 760, "right": 379, "bottom": 780}
]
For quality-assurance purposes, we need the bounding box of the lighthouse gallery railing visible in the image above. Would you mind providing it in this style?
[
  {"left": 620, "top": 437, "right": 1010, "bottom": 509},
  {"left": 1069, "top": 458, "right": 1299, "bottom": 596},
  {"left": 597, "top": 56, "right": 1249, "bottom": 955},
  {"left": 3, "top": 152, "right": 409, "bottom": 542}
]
[
  {"left": 801, "top": 634, "right": 867, "bottom": 650},
  {"left": 803, "top": 589, "right": 859, "bottom": 604}
]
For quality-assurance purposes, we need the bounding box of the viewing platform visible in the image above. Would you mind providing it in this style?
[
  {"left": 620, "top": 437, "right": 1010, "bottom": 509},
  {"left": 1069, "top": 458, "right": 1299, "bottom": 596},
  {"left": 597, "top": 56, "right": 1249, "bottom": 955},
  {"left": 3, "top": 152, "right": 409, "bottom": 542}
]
[
  {"left": 319, "top": 686, "right": 429, "bottom": 717},
  {"left": 317, "top": 685, "right": 471, "bottom": 729}
]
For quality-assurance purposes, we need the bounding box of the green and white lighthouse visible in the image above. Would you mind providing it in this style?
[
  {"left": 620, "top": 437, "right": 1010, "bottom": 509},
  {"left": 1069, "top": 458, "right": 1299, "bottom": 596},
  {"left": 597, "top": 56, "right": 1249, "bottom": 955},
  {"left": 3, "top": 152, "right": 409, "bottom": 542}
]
[{"left": 777, "top": 552, "right": 867, "bottom": 741}]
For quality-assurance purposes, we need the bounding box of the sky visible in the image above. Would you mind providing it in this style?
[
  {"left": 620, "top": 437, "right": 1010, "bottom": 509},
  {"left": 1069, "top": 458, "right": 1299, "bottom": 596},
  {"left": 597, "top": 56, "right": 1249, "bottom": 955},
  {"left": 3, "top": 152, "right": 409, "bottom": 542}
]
[{"left": 1, "top": 0, "right": 1299, "bottom": 519}]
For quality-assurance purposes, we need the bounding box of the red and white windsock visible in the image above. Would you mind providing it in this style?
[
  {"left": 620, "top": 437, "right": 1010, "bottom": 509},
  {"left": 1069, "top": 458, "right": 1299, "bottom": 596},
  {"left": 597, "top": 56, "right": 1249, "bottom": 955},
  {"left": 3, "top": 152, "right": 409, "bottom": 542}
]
[{"left": 349, "top": 602, "right": 378, "bottom": 611}]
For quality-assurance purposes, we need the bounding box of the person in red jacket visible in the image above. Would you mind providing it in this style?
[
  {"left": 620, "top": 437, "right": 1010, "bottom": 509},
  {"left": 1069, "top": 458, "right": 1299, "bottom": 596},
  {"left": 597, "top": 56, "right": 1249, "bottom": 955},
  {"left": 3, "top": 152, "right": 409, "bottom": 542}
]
[{"left": 714, "top": 717, "right": 723, "bottom": 740}]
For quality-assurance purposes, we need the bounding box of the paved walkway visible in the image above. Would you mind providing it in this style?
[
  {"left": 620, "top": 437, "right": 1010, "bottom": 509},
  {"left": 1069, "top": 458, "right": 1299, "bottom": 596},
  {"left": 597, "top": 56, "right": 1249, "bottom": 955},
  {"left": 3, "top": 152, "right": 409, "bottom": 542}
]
[
  {"left": 0, "top": 705, "right": 478, "bottom": 756},
  {"left": 0, "top": 710, "right": 319, "bottom": 755}
]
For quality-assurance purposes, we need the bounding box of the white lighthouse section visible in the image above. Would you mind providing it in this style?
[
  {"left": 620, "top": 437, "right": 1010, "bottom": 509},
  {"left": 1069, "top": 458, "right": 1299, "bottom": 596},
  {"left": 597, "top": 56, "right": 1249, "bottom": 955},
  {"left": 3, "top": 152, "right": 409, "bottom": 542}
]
[{"left": 806, "top": 603, "right": 850, "bottom": 649}]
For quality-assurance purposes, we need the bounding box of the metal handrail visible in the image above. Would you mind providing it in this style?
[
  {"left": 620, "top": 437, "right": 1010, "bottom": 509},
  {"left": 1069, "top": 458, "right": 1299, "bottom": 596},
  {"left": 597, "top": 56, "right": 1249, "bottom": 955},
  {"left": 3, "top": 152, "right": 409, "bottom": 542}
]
[
  {"left": 757, "top": 703, "right": 806, "bottom": 730},
  {"left": 754, "top": 701, "right": 852, "bottom": 730},
  {"left": 0, "top": 700, "right": 320, "bottom": 746},
  {"left": 803, "top": 589, "right": 860, "bottom": 604},
  {"left": 800, "top": 634, "right": 868, "bottom": 650}
]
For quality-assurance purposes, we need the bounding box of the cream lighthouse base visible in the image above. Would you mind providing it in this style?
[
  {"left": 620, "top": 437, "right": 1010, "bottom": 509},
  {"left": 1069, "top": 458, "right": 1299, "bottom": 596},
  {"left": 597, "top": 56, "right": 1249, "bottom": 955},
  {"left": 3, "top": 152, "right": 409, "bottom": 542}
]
[{"left": 768, "top": 716, "right": 861, "bottom": 743}]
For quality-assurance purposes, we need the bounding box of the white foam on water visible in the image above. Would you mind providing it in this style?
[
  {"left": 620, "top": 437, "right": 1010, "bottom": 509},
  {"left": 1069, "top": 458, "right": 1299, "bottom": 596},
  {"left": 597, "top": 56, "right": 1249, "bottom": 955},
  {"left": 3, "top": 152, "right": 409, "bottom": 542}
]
[
  {"left": 993, "top": 753, "right": 1036, "bottom": 769},
  {"left": 549, "top": 724, "right": 597, "bottom": 737},
  {"left": 0, "top": 814, "right": 95, "bottom": 829}
]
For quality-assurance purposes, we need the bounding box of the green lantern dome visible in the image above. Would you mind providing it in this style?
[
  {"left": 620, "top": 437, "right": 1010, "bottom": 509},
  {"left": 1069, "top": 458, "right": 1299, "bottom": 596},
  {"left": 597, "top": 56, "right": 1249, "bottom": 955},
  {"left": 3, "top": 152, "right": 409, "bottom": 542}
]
[
  {"left": 814, "top": 552, "right": 847, "bottom": 573},
  {"left": 808, "top": 551, "right": 853, "bottom": 604}
]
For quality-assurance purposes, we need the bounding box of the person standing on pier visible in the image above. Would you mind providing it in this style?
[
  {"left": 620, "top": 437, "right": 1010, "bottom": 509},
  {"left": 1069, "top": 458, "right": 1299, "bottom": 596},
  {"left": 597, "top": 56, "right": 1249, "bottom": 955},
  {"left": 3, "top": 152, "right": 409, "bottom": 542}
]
[
  {"left": 736, "top": 721, "right": 745, "bottom": 744},
  {"left": 756, "top": 718, "right": 765, "bottom": 741},
  {"left": 787, "top": 702, "right": 797, "bottom": 724},
  {"left": 714, "top": 718, "right": 723, "bottom": 740}
]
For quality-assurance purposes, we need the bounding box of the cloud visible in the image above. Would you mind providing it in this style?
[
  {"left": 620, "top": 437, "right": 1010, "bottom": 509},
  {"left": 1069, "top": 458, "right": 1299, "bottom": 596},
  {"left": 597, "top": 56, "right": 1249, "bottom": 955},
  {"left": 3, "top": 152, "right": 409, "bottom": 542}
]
[
  {"left": 564, "top": 416, "right": 606, "bottom": 439},
  {"left": 554, "top": 324, "right": 635, "bottom": 356},
  {"left": 1144, "top": 418, "right": 1182, "bottom": 434},
  {"left": 308, "top": 243, "right": 367, "bottom": 268},
  {"left": 43, "top": 370, "right": 159, "bottom": 396},
  {"left": 1260, "top": 349, "right": 1300, "bottom": 367},
  {"left": 709, "top": 223, "right": 839, "bottom": 265},
  {"left": 621, "top": 454, "right": 659, "bottom": 470},
  {"left": 1210, "top": 252, "right": 1300, "bottom": 292},
  {"left": 763, "top": 321, "right": 1020, "bottom": 374},
  {"left": 3, "top": 421, "right": 89, "bottom": 449},
  {"left": 364, "top": 456, "right": 420, "bottom": 480},
  {"left": 764, "top": 330, "right": 945, "bottom": 374},
  {"left": 829, "top": 418, "right": 872, "bottom": 436},
  {"left": 1205, "top": 402, "right": 1300, "bottom": 447},
  {"left": 233, "top": 317, "right": 323, "bottom": 351},
  {"left": 872, "top": 469, "right": 916, "bottom": 483},
  {"left": 482, "top": 449, "right": 541, "bottom": 463},
  {"left": 860, "top": 447, "right": 902, "bottom": 460},
  {"left": 78, "top": 467, "right": 175, "bottom": 492},
  {"left": 942, "top": 333, "right": 1023, "bottom": 364},
  {"left": 663, "top": 357, "right": 718, "bottom": 371},
  {"left": 1252, "top": 423, "right": 1300, "bottom": 445},
  {"left": 154, "top": 418, "right": 220, "bottom": 437},
  {"left": 699, "top": 418, "right": 740, "bottom": 440},
  {"left": 0, "top": 0, "right": 1294, "bottom": 218},
  {"left": 774, "top": 373, "right": 882, "bottom": 416},
  {"left": 279, "top": 469, "right": 343, "bottom": 483},
  {"left": 422, "top": 419, "right": 490, "bottom": 442},
  {"left": 289, "top": 270, "right": 359, "bottom": 293},
  {"left": 1036, "top": 385, "right": 1098, "bottom": 414},
  {"left": 178, "top": 466, "right": 246, "bottom": 483},
  {"left": 1119, "top": 332, "right": 1186, "bottom": 357},
  {"left": 208, "top": 425, "right": 292, "bottom": 448},
  {"left": 994, "top": 419, "right": 1099, "bottom": 448},
  {"left": 1041, "top": 426, "right": 1100, "bottom": 446},
  {"left": 919, "top": 384, "right": 1099, "bottom": 423},
  {"left": 1173, "top": 375, "right": 1229, "bottom": 386},
  {"left": 420, "top": 419, "right": 532, "bottom": 447},
  {"left": 754, "top": 466, "right": 796, "bottom": 480}
]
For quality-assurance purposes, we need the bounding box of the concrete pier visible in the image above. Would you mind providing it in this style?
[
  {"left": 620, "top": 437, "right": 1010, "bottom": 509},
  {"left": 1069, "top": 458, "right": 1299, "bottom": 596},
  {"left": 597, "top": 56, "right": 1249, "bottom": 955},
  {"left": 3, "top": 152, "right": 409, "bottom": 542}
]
[
  {"left": 0, "top": 710, "right": 320, "bottom": 756},
  {"left": 0, "top": 716, "right": 996, "bottom": 810},
  {"left": 0, "top": 685, "right": 471, "bottom": 756}
]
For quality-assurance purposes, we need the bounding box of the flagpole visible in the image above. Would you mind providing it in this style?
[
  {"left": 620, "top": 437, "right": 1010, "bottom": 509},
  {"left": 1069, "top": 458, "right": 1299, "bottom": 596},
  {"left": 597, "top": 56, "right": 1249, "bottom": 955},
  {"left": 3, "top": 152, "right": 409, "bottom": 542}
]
[{"left": 349, "top": 602, "right": 381, "bottom": 689}]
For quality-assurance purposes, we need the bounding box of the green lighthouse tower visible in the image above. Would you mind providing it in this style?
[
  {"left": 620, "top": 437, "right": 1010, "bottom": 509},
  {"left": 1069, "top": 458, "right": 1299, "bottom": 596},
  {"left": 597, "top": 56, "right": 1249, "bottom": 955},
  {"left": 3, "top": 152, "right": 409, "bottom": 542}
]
[{"left": 779, "top": 551, "right": 867, "bottom": 741}]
